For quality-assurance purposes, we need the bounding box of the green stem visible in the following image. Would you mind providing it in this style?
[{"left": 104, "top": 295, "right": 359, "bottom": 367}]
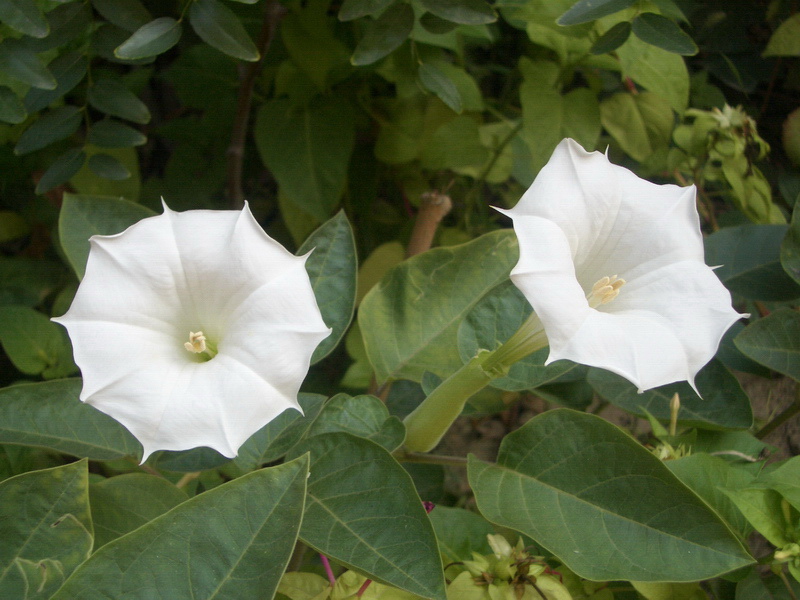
[
  {"left": 402, "top": 313, "right": 549, "bottom": 453},
  {"left": 756, "top": 384, "right": 800, "bottom": 440},
  {"left": 394, "top": 450, "right": 468, "bottom": 467},
  {"left": 403, "top": 352, "right": 495, "bottom": 452}
]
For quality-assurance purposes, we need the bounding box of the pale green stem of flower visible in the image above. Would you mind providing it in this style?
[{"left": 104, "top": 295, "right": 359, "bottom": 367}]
[
  {"left": 403, "top": 275, "right": 626, "bottom": 453},
  {"left": 403, "top": 313, "right": 549, "bottom": 453}
]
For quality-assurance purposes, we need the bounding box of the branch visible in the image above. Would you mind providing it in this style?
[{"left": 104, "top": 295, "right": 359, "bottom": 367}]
[{"left": 226, "top": 0, "right": 287, "bottom": 209}]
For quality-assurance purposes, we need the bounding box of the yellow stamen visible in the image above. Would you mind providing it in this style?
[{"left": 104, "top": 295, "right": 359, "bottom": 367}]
[
  {"left": 587, "top": 275, "right": 625, "bottom": 309},
  {"left": 184, "top": 331, "right": 207, "bottom": 353}
]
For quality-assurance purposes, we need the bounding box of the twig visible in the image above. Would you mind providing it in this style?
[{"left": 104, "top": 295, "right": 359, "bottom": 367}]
[
  {"left": 226, "top": 0, "right": 287, "bottom": 209},
  {"left": 320, "top": 554, "right": 337, "bottom": 586},
  {"left": 394, "top": 450, "right": 468, "bottom": 467},
  {"left": 406, "top": 191, "right": 453, "bottom": 258},
  {"left": 175, "top": 471, "right": 201, "bottom": 489},
  {"left": 756, "top": 383, "right": 800, "bottom": 440}
]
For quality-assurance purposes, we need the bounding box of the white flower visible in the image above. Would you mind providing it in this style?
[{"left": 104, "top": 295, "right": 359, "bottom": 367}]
[
  {"left": 499, "top": 139, "right": 745, "bottom": 392},
  {"left": 54, "top": 202, "right": 331, "bottom": 461}
]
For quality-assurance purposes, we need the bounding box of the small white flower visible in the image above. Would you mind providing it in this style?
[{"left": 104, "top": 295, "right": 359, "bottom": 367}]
[
  {"left": 54, "top": 202, "right": 331, "bottom": 461},
  {"left": 499, "top": 139, "right": 745, "bottom": 392}
]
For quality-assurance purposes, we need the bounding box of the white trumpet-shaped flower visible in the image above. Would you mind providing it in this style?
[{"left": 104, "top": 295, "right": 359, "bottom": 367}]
[
  {"left": 500, "top": 139, "right": 745, "bottom": 392},
  {"left": 54, "top": 202, "right": 331, "bottom": 461}
]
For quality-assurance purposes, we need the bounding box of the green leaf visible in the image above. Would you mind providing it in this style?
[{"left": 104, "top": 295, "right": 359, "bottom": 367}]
[
  {"left": 88, "top": 78, "right": 150, "bottom": 124},
  {"left": 306, "top": 394, "right": 405, "bottom": 451},
  {"left": 631, "top": 12, "right": 698, "bottom": 55},
  {"left": 457, "top": 280, "right": 577, "bottom": 392},
  {"left": 0, "top": 305, "right": 77, "bottom": 378},
  {"left": 756, "top": 456, "right": 800, "bottom": 513},
  {"left": 53, "top": 456, "right": 309, "bottom": 599},
  {"left": 419, "top": 13, "right": 458, "bottom": 34},
  {"left": 587, "top": 360, "right": 753, "bottom": 430},
  {"left": 600, "top": 91, "right": 674, "bottom": 161},
  {"left": 150, "top": 447, "right": 231, "bottom": 472},
  {"left": 88, "top": 120, "right": 146, "bottom": 148},
  {"left": 91, "top": 0, "right": 152, "bottom": 32},
  {"left": 235, "top": 394, "right": 326, "bottom": 471},
  {"left": 58, "top": 193, "right": 156, "bottom": 280},
  {"left": 0, "top": 461, "right": 92, "bottom": 598},
  {"left": 339, "top": 0, "right": 394, "bottom": 21},
  {"left": 590, "top": 20, "right": 631, "bottom": 54},
  {"left": 114, "top": 17, "right": 182, "bottom": 60},
  {"left": 721, "top": 487, "right": 789, "bottom": 548},
  {"left": 24, "top": 51, "right": 88, "bottom": 113},
  {"left": 255, "top": 97, "right": 354, "bottom": 222},
  {"left": 14, "top": 105, "right": 81, "bottom": 155},
  {"left": 668, "top": 454, "right": 754, "bottom": 539},
  {"left": 359, "top": 229, "right": 518, "bottom": 382},
  {"left": 469, "top": 409, "right": 754, "bottom": 581},
  {"left": 0, "top": 0, "right": 48, "bottom": 38},
  {"left": 0, "top": 39, "right": 56, "bottom": 89},
  {"left": 763, "top": 13, "right": 800, "bottom": 57},
  {"left": 428, "top": 506, "right": 494, "bottom": 565},
  {"left": 88, "top": 152, "right": 132, "bottom": 180},
  {"left": 418, "top": 0, "right": 496, "bottom": 25},
  {"left": 735, "top": 309, "right": 800, "bottom": 381},
  {"left": 25, "top": 2, "right": 91, "bottom": 53},
  {"left": 289, "top": 433, "right": 446, "bottom": 600},
  {"left": 0, "top": 379, "right": 142, "bottom": 460},
  {"left": 0, "top": 85, "right": 25, "bottom": 124},
  {"left": 89, "top": 473, "right": 187, "bottom": 548},
  {"left": 616, "top": 34, "right": 689, "bottom": 112},
  {"left": 705, "top": 224, "right": 800, "bottom": 301},
  {"left": 0, "top": 258, "right": 64, "bottom": 308},
  {"left": 36, "top": 148, "right": 86, "bottom": 195},
  {"left": 189, "top": 0, "right": 259, "bottom": 61},
  {"left": 351, "top": 2, "right": 414, "bottom": 66},
  {"left": 781, "top": 201, "right": 800, "bottom": 285},
  {"left": 298, "top": 211, "right": 357, "bottom": 363},
  {"left": 418, "top": 62, "right": 462, "bottom": 113},
  {"left": 557, "top": 0, "right": 635, "bottom": 26}
]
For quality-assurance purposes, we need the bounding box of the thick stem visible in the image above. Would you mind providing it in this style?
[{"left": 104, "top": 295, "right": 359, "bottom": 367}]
[
  {"left": 226, "top": 0, "right": 287, "bottom": 209},
  {"left": 406, "top": 191, "right": 452, "bottom": 258},
  {"left": 403, "top": 352, "right": 495, "bottom": 452}
]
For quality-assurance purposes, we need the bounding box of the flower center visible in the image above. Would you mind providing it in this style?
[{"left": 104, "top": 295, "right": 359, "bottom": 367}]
[
  {"left": 587, "top": 275, "right": 625, "bottom": 309},
  {"left": 184, "top": 331, "right": 217, "bottom": 360}
]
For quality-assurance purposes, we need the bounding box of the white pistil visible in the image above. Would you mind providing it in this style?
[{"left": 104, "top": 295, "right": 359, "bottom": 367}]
[
  {"left": 184, "top": 331, "right": 207, "bottom": 353},
  {"left": 587, "top": 275, "right": 625, "bottom": 309}
]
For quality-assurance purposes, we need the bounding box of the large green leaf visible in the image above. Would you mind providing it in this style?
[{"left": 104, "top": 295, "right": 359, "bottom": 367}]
[
  {"left": 114, "top": 17, "right": 182, "bottom": 59},
  {"left": 616, "top": 34, "right": 689, "bottom": 112},
  {"left": 0, "top": 379, "right": 142, "bottom": 460},
  {"left": 58, "top": 193, "right": 156, "bottom": 279},
  {"left": 556, "top": 0, "right": 635, "bottom": 26},
  {"left": 305, "top": 393, "right": 405, "bottom": 451},
  {"left": 14, "top": 105, "right": 81, "bottom": 155},
  {"left": 418, "top": 0, "right": 496, "bottom": 25},
  {"left": 88, "top": 78, "right": 150, "bottom": 124},
  {"left": 0, "top": 305, "right": 77, "bottom": 378},
  {"left": 89, "top": 473, "right": 187, "bottom": 548},
  {"left": 25, "top": 52, "right": 88, "bottom": 113},
  {"left": 255, "top": 97, "right": 355, "bottom": 222},
  {"left": 0, "top": 0, "right": 48, "bottom": 37},
  {"left": 289, "top": 433, "right": 446, "bottom": 600},
  {"left": 0, "top": 39, "right": 55, "bottom": 89},
  {"left": 351, "top": 2, "right": 414, "bottom": 67},
  {"left": 189, "top": 0, "right": 259, "bottom": 61},
  {"left": 427, "top": 507, "right": 494, "bottom": 565},
  {"left": 359, "top": 229, "right": 518, "bottom": 382},
  {"left": 587, "top": 360, "right": 753, "bottom": 430},
  {"left": 418, "top": 62, "right": 462, "bottom": 113},
  {"left": 298, "top": 211, "right": 357, "bottom": 363},
  {"left": 757, "top": 455, "right": 800, "bottom": 512},
  {"left": 705, "top": 224, "right": 800, "bottom": 301},
  {"left": 469, "top": 409, "right": 754, "bottom": 581},
  {"left": 0, "top": 461, "right": 92, "bottom": 598},
  {"left": 668, "top": 454, "right": 754, "bottom": 539},
  {"left": 631, "top": 12, "right": 697, "bottom": 55},
  {"left": 781, "top": 200, "right": 800, "bottom": 285},
  {"left": 53, "top": 456, "right": 308, "bottom": 599},
  {"left": 35, "top": 148, "right": 86, "bottom": 194},
  {"left": 735, "top": 309, "right": 800, "bottom": 381},
  {"left": 234, "top": 394, "right": 326, "bottom": 472},
  {"left": 457, "top": 279, "right": 577, "bottom": 392}
]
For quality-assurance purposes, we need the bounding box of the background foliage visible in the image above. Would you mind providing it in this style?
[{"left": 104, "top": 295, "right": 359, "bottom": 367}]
[{"left": 1, "top": 0, "right": 800, "bottom": 598}]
